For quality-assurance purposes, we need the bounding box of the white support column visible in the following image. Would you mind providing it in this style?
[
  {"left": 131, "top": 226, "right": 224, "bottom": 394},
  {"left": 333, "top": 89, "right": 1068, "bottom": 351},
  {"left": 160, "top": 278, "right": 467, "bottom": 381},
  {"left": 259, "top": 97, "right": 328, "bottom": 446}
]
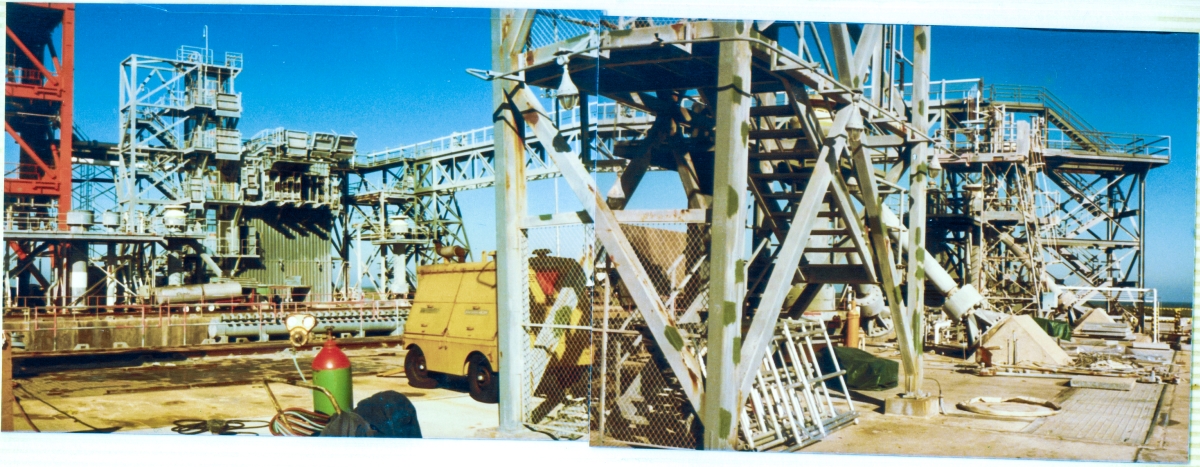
[
  {"left": 904, "top": 25, "right": 932, "bottom": 395},
  {"left": 492, "top": 8, "right": 534, "bottom": 434},
  {"left": 106, "top": 245, "right": 117, "bottom": 306},
  {"left": 702, "top": 20, "right": 751, "bottom": 451},
  {"left": 69, "top": 243, "right": 88, "bottom": 306}
]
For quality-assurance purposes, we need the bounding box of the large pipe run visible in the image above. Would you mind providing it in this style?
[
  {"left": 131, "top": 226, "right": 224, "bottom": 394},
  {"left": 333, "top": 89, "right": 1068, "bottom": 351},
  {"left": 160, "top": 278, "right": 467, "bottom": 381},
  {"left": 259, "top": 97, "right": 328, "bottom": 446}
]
[
  {"left": 147, "top": 282, "right": 244, "bottom": 305},
  {"left": 854, "top": 205, "right": 984, "bottom": 323}
]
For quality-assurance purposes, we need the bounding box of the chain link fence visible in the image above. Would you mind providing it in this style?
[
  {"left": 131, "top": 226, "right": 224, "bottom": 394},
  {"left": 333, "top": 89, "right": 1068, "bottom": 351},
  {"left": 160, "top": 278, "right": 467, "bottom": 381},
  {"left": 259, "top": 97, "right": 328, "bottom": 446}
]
[
  {"left": 521, "top": 224, "right": 594, "bottom": 439},
  {"left": 591, "top": 222, "right": 708, "bottom": 449},
  {"left": 526, "top": 10, "right": 609, "bottom": 52}
]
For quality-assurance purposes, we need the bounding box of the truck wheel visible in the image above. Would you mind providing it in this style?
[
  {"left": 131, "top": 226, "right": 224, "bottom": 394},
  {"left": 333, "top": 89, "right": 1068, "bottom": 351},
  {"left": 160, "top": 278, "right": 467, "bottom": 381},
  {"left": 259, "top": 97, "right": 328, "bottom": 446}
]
[
  {"left": 405, "top": 347, "right": 438, "bottom": 389},
  {"left": 467, "top": 355, "right": 499, "bottom": 403}
]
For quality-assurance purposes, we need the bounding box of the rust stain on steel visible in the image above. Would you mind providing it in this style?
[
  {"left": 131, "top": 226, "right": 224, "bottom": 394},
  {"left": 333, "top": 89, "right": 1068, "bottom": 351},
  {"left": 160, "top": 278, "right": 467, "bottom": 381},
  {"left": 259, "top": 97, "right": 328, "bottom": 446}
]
[
  {"left": 670, "top": 23, "right": 685, "bottom": 38},
  {"left": 500, "top": 15, "right": 513, "bottom": 55}
]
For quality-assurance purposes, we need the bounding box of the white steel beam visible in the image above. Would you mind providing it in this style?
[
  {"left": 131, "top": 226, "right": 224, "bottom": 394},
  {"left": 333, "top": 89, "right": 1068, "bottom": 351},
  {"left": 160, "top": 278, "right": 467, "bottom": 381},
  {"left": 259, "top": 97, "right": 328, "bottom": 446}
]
[
  {"left": 903, "top": 25, "right": 932, "bottom": 395},
  {"left": 702, "top": 20, "right": 751, "bottom": 450},
  {"left": 492, "top": 8, "right": 535, "bottom": 434}
]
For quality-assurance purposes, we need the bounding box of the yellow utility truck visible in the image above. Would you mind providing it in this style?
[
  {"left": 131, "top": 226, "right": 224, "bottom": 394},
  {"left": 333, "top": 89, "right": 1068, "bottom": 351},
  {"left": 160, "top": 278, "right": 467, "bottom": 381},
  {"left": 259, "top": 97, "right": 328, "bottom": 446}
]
[{"left": 402, "top": 251, "right": 591, "bottom": 403}]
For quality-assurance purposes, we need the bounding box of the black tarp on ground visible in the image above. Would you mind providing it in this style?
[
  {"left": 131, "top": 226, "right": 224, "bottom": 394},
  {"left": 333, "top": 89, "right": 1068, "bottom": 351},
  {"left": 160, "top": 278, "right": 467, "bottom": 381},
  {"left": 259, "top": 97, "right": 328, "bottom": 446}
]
[
  {"left": 1033, "top": 317, "right": 1073, "bottom": 341},
  {"left": 816, "top": 346, "right": 899, "bottom": 391},
  {"left": 355, "top": 390, "right": 423, "bottom": 438},
  {"left": 318, "top": 411, "right": 375, "bottom": 437}
]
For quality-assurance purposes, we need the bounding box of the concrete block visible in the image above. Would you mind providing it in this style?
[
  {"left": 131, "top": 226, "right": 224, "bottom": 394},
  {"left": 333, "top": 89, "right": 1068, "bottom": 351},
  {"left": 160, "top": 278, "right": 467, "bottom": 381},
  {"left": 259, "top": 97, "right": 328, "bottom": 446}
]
[
  {"left": 1070, "top": 375, "right": 1136, "bottom": 391},
  {"left": 884, "top": 394, "right": 939, "bottom": 417}
]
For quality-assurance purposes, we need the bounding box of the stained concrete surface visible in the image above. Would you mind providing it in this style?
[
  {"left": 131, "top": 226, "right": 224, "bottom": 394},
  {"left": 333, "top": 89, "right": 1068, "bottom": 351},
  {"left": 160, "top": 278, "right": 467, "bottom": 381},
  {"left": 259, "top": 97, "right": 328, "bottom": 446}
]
[
  {"left": 6, "top": 342, "right": 1190, "bottom": 462},
  {"left": 9, "top": 346, "right": 500, "bottom": 438},
  {"left": 804, "top": 348, "right": 1190, "bottom": 463}
]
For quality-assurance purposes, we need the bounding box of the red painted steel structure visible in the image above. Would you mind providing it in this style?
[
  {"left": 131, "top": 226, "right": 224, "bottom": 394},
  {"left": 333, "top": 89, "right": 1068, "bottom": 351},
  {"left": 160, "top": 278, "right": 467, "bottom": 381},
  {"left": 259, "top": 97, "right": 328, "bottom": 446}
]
[{"left": 5, "top": 3, "right": 74, "bottom": 227}]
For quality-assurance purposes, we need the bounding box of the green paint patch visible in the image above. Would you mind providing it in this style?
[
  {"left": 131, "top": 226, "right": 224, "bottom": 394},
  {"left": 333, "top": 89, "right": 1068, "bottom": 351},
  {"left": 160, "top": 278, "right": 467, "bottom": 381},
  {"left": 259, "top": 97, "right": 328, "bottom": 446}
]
[
  {"left": 917, "top": 100, "right": 925, "bottom": 116},
  {"left": 719, "top": 408, "right": 733, "bottom": 437},
  {"left": 735, "top": 259, "right": 745, "bottom": 283},
  {"left": 724, "top": 301, "right": 738, "bottom": 326},
  {"left": 539, "top": 213, "right": 553, "bottom": 220},
  {"left": 853, "top": 75, "right": 860, "bottom": 88},
  {"left": 727, "top": 185, "right": 740, "bottom": 218},
  {"left": 552, "top": 134, "right": 573, "bottom": 153},
  {"left": 741, "top": 121, "right": 750, "bottom": 146},
  {"left": 736, "top": 20, "right": 746, "bottom": 34},
  {"left": 916, "top": 30, "right": 927, "bottom": 52},
  {"left": 916, "top": 266, "right": 925, "bottom": 281},
  {"left": 732, "top": 337, "right": 742, "bottom": 365},
  {"left": 731, "top": 75, "right": 745, "bottom": 94},
  {"left": 664, "top": 326, "right": 684, "bottom": 351},
  {"left": 554, "top": 306, "right": 572, "bottom": 325}
]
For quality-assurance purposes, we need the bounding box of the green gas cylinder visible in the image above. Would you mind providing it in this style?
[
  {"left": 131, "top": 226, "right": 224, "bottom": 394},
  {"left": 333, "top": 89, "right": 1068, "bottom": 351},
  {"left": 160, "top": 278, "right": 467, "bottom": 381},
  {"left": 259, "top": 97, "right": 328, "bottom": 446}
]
[{"left": 312, "top": 335, "right": 353, "bottom": 415}]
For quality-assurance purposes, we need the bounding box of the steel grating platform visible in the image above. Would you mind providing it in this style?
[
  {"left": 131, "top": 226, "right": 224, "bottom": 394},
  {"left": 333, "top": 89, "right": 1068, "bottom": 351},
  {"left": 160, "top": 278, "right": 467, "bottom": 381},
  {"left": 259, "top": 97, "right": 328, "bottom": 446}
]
[{"left": 1029, "top": 383, "right": 1165, "bottom": 445}]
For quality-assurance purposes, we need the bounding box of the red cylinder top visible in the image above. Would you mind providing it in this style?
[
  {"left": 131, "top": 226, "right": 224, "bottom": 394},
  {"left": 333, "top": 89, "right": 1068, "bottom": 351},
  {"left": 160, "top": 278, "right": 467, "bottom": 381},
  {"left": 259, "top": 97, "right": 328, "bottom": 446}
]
[{"left": 312, "top": 338, "right": 351, "bottom": 371}]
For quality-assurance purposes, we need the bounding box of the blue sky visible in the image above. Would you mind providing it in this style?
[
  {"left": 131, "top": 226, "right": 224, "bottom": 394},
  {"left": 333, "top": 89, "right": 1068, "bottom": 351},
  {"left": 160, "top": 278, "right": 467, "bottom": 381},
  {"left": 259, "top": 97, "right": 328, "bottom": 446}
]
[{"left": 64, "top": 5, "right": 1197, "bottom": 301}]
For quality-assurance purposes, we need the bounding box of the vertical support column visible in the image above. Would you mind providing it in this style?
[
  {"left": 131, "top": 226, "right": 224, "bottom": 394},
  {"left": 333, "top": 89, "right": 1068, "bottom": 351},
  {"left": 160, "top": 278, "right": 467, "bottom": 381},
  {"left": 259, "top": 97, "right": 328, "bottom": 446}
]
[
  {"left": 56, "top": 6, "right": 76, "bottom": 229},
  {"left": 1, "top": 331, "right": 11, "bottom": 432},
  {"left": 492, "top": 8, "right": 531, "bottom": 434},
  {"left": 1138, "top": 171, "right": 1145, "bottom": 289},
  {"left": 166, "top": 251, "right": 183, "bottom": 286},
  {"left": 391, "top": 246, "right": 408, "bottom": 296},
  {"left": 904, "top": 25, "right": 932, "bottom": 395},
  {"left": 579, "top": 93, "right": 591, "bottom": 167},
  {"left": 68, "top": 242, "right": 88, "bottom": 305},
  {"left": 338, "top": 177, "right": 351, "bottom": 297},
  {"left": 106, "top": 245, "right": 117, "bottom": 307},
  {"left": 702, "top": 20, "right": 751, "bottom": 450}
]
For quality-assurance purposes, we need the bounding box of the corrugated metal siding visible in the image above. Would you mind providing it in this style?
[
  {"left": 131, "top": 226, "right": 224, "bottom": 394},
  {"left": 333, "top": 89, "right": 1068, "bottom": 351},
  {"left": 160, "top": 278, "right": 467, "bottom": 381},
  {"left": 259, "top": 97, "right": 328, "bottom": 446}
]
[{"left": 236, "top": 206, "right": 333, "bottom": 299}]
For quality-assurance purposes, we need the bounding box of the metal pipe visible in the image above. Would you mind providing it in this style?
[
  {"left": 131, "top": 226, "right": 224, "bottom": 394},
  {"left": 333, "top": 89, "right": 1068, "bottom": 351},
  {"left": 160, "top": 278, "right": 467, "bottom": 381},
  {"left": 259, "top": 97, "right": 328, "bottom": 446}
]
[{"left": 149, "top": 281, "right": 243, "bottom": 305}]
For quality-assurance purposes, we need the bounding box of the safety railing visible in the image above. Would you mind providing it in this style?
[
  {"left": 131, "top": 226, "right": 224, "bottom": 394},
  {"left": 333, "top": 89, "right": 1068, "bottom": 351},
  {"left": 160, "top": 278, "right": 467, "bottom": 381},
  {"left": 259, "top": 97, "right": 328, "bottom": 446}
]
[
  {"left": 986, "top": 84, "right": 1170, "bottom": 158},
  {"left": 209, "top": 182, "right": 243, "bottom": 202},
  {"left": 1045, "top": 128, "right": 1170, "bottom": 157},
  {"left": 1, "top": 294, "right": 408, "bottom": 353},
  {"left": 224, "top": 52, "right": 244, "bottom": 69},
  {"left": 3, "top": 213, "right": 59, "bottom": 232},
  {"left": 901, "top": 78, "right": 985, "bottom": 106},
  {"left": 176, "top": 45, "right": 214, "bottom": 65},
  {"left": 356, "top": 102, "right": 651, "bottom": 169},
  {"left": 186, "top": 129, "right": 217, "bottom": 152},
  {"left": 185, "top": 88, "right": 217, "bottom": 108},
  {"left": 212, "top": 236, "right": 258, "bottom": 257}
]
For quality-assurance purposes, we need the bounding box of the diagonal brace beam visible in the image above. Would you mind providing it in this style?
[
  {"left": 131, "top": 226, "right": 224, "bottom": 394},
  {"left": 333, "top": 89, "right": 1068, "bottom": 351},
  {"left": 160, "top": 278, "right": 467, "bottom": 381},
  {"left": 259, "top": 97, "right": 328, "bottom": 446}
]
[{"left": 509, "top": 85, "right": 706, "bottom": 412}]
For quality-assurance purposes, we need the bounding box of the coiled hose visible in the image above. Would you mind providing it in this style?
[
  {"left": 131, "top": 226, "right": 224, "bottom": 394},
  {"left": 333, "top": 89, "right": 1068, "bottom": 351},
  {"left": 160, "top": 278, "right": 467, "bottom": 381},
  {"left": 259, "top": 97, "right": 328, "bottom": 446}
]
[
  {"left": 269, "top": 408, "right": 331, "bottom": 436},
  {"left": 263, "top": 378, "right": 343, "bottom": 436}
]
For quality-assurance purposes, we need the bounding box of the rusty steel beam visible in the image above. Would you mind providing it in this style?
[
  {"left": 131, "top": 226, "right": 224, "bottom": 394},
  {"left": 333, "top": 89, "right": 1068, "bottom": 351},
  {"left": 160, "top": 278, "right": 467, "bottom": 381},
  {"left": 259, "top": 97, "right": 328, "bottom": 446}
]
[{"left": 492, "top": 8, "right": 536, "bottom": 434}]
